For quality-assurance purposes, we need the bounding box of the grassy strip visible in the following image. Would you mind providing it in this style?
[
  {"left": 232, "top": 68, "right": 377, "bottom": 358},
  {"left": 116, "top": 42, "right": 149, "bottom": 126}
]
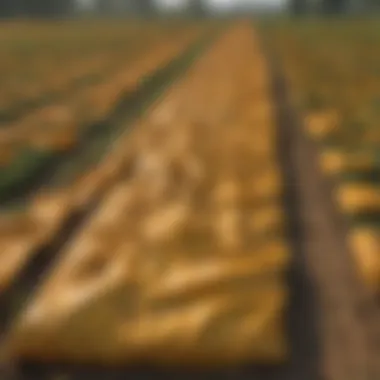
[
  {"left": 347, "top": 211, "right": 380, "bottom": 228},
  {"left": 337, "top": 167, "right": 380, "bottom": 184},
  {"left": 0, "top": 148, "right": 56, "bottom": 205}
]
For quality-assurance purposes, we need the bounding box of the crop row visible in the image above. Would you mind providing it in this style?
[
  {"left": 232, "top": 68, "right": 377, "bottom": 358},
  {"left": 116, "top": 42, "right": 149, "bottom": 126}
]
[
  {"left": 0, "top": 23, "right": 213, "bottom": 209},
  {"left": 2, "top": 22, "right": 290, "bottom": 367},
  {"left": 0, "top": 24, "right": 213, "bottom": 298},
  {"left": 0, "top": 20, "right": 210, "bottom": 117}
]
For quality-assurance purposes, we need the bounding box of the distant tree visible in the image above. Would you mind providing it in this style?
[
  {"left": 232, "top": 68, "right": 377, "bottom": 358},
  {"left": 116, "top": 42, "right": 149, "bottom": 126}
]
[
  {"left": 321, "top": 0, "right": 347, "bottom": 13},
  {"left": 0, "top": 0, "right": 73, "bottom": 17},
  {"left": 134, "top": 0, "right": 156, "bottom": 15},
  {"left": 0, "top": 0, "right": 23, "bottom": 17},
  {"left": 290, "top": 0, "right": 308, "bottom": 14},
  {"left": 94, "top": 0, "right": 107, "bottom": 12},
  {"left": 188, "top": 0, "right": 206, "bottom": 16},
  {"left": 23, "top": 0, "right": 74, "bottom": 17},
  {"left": 367, "top": 0, "right": 380, "bottom": 10}
]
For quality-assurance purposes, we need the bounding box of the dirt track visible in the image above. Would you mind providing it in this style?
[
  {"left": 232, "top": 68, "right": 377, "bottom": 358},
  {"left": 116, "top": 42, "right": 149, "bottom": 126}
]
[{"left": 269, "top": 43, "right": 380, "bottom": 380}]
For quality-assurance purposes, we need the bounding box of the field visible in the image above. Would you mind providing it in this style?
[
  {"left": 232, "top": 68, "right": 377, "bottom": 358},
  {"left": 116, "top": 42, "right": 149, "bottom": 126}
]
[
  {"left": 0, "top": 17, "right": 379, "bottom": 380},
  {"left": 264, "top": 19, "right": 380, "bottom": 294}
]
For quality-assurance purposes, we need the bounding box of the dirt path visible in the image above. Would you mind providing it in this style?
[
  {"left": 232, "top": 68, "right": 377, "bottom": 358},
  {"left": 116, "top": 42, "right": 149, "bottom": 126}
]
[{"left": 268, "top": 40, "right": 380, "bottom": 380}]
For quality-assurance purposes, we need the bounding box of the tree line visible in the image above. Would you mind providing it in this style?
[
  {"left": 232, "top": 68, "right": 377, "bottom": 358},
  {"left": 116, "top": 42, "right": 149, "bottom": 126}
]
[
  {"left": 0, "top": 0, "right": 157, "bottom": 17},
  {"left": 291, "top": 0, "right": 346, "bottom": 14},
  {"left": 0, "top": 0, "right": 376, "bottom": 18},
  {"left": 0, "top": 0, "right": 74, "bottom": 17},
  {"left": 0, "top": 0, "right": 207, "bottom": 18},
  {"left": 291, "top": 0, "right": 380, "bottom": 14}
]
